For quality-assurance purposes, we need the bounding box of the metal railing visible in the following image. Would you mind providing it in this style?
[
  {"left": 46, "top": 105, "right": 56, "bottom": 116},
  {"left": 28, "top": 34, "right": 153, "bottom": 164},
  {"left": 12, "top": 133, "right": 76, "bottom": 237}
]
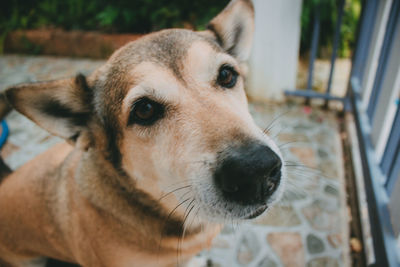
[
  {"left": 285, "top": 0, "right": 347, "bottom": 107},
  {"left": 348, "top": 0, "right": 400, "bottom": 266},
  {"left": 286, "top": 0, "right": 400, "bottom": 266}
]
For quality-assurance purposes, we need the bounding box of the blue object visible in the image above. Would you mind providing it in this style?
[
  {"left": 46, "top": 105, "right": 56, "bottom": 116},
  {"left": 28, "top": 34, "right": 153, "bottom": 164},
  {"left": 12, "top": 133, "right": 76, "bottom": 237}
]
[{"left": 0, "top": 120, "right": 9, "bottom": 149}]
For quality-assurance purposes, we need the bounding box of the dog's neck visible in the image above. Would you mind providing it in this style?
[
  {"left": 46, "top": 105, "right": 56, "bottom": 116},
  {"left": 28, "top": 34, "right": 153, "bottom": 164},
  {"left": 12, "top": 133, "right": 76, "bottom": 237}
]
[{"left": 72, "top": 147, "right": 212, "bottom": 246}]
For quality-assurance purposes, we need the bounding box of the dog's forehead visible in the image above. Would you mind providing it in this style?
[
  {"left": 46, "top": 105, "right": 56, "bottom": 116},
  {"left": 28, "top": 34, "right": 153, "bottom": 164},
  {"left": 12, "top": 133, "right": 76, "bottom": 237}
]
[{"left": 110, "top": 29, "right": 223, "bottom": 81}]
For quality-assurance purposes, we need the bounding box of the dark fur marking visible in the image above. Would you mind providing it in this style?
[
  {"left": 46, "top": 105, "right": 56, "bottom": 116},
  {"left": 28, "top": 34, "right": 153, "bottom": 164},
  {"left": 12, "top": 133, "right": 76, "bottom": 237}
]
[
  {"left": 4, "top": 88, "right": 17, "bottom": 108},
  {"left": 103, "top": 115, "right": 123, "bottom": 171},
  {"left": 46, "top": 258, "right": 80, "bottom": 267},
  {"left": 114, "top": 179, "right": 199, "bottom": 237},
  {"left": 0, "top": 258, "right": 13, "bottom": 267},
  {"left": 75, "top": 73, "right": 93, "bottom": 106},
  {"left": 124, "top": 186, "right": 185, "bottom": 236},
  {"left": 0, "top": 157, "right": 12, "bottom": 185},
  {"left": 207, "top": 24, "right": 224, "bottom": 48},
  {"left": 97, "top": 68, "right": 126, "bottom": 172},
  {"left": 69, "top": 132, "right": 80, "bottom": 142},
  {"left": 40, "top": 99, "right": 89, "bottom": 127},
  {"left": 227, "top": 23, "right": 243, "bottom": 56},
  {"left": 0, "top": 93, "right": 12, "bottom": 119}
]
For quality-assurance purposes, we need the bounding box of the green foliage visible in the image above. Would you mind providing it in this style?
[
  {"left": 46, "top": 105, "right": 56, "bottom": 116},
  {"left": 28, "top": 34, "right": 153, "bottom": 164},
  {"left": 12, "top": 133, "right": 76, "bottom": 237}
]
[
  {"left": 0, "top": 0, "right": 229, "bottom": 35},
  {"left": 0, "top": 0, "right": 360, "bottom": 58},
  {"left": 300, "top": 0, "right": 361, "bottom": 58}
]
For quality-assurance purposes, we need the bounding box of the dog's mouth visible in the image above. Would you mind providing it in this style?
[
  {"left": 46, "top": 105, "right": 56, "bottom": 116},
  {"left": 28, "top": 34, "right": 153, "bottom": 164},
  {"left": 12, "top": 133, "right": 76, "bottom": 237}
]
[{"left": 242, "top": 205, "right": 268, "bottom": 219}]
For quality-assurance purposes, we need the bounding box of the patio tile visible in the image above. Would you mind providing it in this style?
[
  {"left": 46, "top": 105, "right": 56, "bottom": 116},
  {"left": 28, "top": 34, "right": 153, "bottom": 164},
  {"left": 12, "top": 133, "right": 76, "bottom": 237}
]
[
  {"left": 257, "top": 256, "right": 278, "bottom": 267},
  {"left": 237, "top": 231, "right": 262, "bottom": 265},
  {"left": 306, "top": 234, "right": 325, "bottom": 254},
  {"left": 255, "top": 206, "right": 302, "bottom": 227},
  {"left": 268, "top": 232, "right": 305, "bottom": 267},
  {"left": 307, "top": 257, "right": 339, "bottom": 267}
]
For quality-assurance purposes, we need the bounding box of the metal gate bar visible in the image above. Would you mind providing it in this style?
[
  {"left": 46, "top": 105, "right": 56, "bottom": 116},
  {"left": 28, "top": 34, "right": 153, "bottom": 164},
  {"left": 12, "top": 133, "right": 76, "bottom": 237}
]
[
  {"left": 347, "top": 0, "right": 400, "bottom": 265},
  {"left": 382, "top": 104, "right": 400, "bottom": 195},
  {"left": 285, "top": 0, "right": 347, "bottom": 106},
  {"left": 366, "top": 0, "right": 400, "bottom": 121}
]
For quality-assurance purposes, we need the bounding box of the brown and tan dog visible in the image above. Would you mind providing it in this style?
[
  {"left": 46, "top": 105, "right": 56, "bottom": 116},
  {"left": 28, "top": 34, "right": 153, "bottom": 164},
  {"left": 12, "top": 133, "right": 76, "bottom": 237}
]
[{"left": 0, "top": 1, "right": 286, "bottom": 266}]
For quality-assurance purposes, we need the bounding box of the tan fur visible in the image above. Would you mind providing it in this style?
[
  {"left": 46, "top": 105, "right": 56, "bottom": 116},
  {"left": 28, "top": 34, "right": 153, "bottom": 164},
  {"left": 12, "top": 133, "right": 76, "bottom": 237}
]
[{"left": 0, "top": 1, "right": 283, "bottom": 266}]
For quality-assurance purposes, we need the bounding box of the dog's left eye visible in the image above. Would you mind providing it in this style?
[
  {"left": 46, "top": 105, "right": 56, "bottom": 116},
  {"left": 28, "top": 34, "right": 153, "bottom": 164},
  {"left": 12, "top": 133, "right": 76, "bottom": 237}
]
[
  {"left": 217, "top": 65, "right": 238, "bottom": 88},
  {"left": 128, "top": 98, "right": 164, "bottom": 126}
]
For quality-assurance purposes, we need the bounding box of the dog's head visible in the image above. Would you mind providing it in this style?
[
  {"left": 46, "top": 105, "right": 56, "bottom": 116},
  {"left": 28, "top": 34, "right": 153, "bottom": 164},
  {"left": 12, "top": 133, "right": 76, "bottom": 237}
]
[{"left": 6, "top": 0, "right": 285, "bottom": 222}]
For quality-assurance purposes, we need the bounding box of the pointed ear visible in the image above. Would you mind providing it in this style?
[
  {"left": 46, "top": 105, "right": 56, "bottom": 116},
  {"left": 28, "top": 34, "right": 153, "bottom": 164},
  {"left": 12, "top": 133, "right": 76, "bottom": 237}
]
[
  {"left": 206, "top": 0, "right": 255, "bottom": 62},
  {"left": 5, "top": 74, "right": 93, "bottom": 143}
]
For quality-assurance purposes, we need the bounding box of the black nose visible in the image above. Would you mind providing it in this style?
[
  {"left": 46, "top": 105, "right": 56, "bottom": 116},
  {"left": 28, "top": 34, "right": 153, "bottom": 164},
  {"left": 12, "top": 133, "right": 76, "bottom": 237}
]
[{"left": 214, "top": 143, "right": 282, "bottom": 205}]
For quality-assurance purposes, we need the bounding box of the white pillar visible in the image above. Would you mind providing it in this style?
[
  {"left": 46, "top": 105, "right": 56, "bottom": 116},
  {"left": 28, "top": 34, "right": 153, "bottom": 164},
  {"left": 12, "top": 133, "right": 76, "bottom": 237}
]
[{"left": 247, "top": 0, "right": 303, "bottom": 102}]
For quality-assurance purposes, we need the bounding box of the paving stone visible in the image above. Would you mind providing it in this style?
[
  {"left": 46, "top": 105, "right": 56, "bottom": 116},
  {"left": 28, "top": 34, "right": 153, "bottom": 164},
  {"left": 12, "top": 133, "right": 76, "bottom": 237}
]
[
  {"left": 257, "top": 256, "right": 278, "bottom": 267},
  {"left": 267, "top": 232, "right": 305, "bottom": 267},
  {"left": 255, "top": 206, "right": 301, "bottom": 227},
  {"left": 318, "top": 160, "right": 339, "bottom": 179},
  {"left": 314, "top": 130, "right": 335, "bottom": 145},
  {"left": 327, "top": 233, "right": 342, "bottom": 248},
  {"left": 278, "top": 133, "right": 309, "bottom": 143},
  {"left": 302, "top": 200, "right": 340, "bottom": 232},
  {"left": 290, "top": 147, "right": 317, "bottom": 168},
  {"left": 307, "top": 257, "right": 339, "bottom": 267},
  {"left": 281, "top": 190, "right": 308, "bottom": 202},
  {"left": 324, "top": 184, "right": 339, "bottom": 197},
  {"left": 294, "top": 124, "right": 314, "bottom": 131},
  {"left": 206, "top": 259, "right": 222, "bottom": 267},
  {"left": 285, "top": 172, "right": 320, "bottom": 195},
  {"left": 306, "top": 234, "right": 325, "bottom": 254},
  {"left": 236, "top": 230, "right": 261, "bottom": 265},
  {"left": 314, "top": 198, "right": 339, "bottom": 212},
  {"left": 317, "top": 148, "right": 329, "bottom": 159}
]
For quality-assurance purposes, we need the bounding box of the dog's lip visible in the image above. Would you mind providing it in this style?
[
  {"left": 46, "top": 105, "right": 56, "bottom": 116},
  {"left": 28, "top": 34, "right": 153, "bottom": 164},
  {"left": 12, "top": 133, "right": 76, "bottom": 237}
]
[{"left": 243, "top": 205, "right": 268, "bottom": 219}]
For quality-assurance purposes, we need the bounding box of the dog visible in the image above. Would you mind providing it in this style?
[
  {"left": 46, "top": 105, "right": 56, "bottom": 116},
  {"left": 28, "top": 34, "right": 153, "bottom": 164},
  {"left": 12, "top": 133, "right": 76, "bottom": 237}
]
[{"left": 0, "top": 0, "right": 285, "bottom": 266}]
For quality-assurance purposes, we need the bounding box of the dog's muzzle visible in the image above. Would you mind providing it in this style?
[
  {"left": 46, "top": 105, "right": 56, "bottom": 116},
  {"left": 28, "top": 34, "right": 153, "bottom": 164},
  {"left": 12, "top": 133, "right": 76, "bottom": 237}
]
[{"left": 214, "top": 142, "right": 282, "bottom": 209}]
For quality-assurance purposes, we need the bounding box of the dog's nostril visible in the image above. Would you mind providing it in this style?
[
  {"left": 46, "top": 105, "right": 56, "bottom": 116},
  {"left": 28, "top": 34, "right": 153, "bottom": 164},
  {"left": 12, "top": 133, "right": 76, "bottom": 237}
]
[
  {"left": 268, "top": 158, "right": 282, "bottom": 178},
  {"left": 266, "top": 180, "right": 277, "bottom": 194},
  {"left": 269, "top": 165, "right": 281, "bottom": 178}
]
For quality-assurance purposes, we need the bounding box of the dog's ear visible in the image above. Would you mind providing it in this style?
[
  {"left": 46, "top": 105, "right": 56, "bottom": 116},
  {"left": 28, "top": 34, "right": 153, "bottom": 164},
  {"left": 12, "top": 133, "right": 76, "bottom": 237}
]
[
  {"left": 206, "top": 0, "right": 255, "bottom": 62},
  {"left": 5, "top": 74, "right": 93, "bottom": 145}
]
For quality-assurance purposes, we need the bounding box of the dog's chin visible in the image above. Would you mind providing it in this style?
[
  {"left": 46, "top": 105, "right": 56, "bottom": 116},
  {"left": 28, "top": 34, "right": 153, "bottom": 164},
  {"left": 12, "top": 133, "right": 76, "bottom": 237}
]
[
  {"left": 241, "top": 205, "right": 268, "bottom": 219},
  {"left": 197, "top": 201, "right": 271, "bottom": 222},
  {"left": 217, "top": 203, "right": 269, "bottom": 221},
  {"left": 195, "top": 178, "right": 285, "bottom": 222}
]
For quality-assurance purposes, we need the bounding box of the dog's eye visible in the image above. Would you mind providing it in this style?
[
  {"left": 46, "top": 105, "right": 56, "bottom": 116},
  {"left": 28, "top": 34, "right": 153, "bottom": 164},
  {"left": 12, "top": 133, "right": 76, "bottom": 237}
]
[
  {"left": 128, "top": 98, "right": 164, "bottom": 126},
  {"left": 217, "top": 65, "right": 238, "bottom": 88}
]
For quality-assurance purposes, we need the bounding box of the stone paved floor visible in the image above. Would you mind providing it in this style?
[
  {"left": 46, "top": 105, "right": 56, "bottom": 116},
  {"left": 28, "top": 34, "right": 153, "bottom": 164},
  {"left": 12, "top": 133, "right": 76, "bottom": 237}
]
[{"left": 0, "top": 55, "right": 350, "bottom": 267}]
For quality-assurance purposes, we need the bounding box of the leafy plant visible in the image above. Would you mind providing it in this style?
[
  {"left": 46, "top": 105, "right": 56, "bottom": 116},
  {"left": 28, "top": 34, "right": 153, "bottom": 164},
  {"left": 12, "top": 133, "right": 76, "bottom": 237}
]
[
  {"left": 0, "top": 0, "right": 360, "bottom": 57},
  {"left": 0, "top": 0, "right": 229, "bottom": 34},
  {"left": 300, "top": 0, "right": 361, "bottom": 58}
]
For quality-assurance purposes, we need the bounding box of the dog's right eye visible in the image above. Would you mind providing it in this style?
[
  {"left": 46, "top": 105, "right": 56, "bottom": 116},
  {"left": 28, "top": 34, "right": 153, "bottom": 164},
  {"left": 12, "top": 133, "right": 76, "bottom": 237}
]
[
  {"left": 217, "top": 65, "right": 238, "bottom": 89},
  {"left": 128, "top": 98, "right": 164, "bottom": 126}
]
